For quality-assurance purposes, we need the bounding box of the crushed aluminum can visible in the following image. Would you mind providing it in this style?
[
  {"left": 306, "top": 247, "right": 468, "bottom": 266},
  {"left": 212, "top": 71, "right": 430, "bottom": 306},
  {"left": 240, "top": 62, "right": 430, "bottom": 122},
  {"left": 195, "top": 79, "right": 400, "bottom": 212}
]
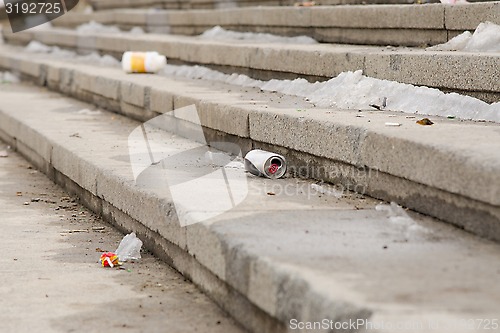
[{"left": 244, "top": 149, "right": 287, "bottom": 179}]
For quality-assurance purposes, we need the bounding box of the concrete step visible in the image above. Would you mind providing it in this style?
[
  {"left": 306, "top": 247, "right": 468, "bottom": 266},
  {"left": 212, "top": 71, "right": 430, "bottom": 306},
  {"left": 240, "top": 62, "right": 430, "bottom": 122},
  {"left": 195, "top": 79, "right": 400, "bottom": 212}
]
[
  {"left": 0, "top": 141, "right": 245, "bottom": 333},
  {"left": 53, "top": 2, "right": 500, "bottom": 46},
  {"left": 2, "top": 75, "right": 500, "bottom": 333},
  {"left": 1, "top": 44, "right": 500, "bottom": 244},
  {"left": 88, "top": 0, "right": 419, "bottom": 11},
  {"left": 2, "top": 27, "right": 499, "bottom": 103}
]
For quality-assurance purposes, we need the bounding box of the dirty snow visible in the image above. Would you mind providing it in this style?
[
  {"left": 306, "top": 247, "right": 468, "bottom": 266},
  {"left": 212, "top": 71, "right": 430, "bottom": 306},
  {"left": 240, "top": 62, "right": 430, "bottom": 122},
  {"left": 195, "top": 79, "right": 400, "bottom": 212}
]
[
  {"left": 163, "top": 64, "right": 500, "bottom": 122},
  {"left": 0, "top": 71, "right": 20, "bottom": 84},
  {"left": 428, "top": 22, "right": 500, "bottom": 52},
  {"left": 24, "top": 41, "right": 120, "bottom": 67},
  {"left": 18, "top": 40, "right": 500, "bottom": 123},
  {"left": 376, "top": 202, "right": 429, "bottom": 237},
  {"left": 75, "top": 21, "right": 144, "bottom": 35},
  {"left": 199, "top": 25, "right": 317, "bottom": 44},
  {"left": 76, "top": 21, "right": 121, "bottom": 34},
  {"left": 129, "top": 27, "right": 145, "bottom": 35}
]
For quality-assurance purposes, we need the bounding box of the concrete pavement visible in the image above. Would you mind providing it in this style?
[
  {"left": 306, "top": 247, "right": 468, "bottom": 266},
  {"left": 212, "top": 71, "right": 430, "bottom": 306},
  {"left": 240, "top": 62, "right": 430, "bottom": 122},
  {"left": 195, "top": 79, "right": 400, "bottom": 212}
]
[
  {"left": 1, "top": 82, "right": 500, "bottom": 333},
  {"left": 53, "top": 2, "right": 500, "bottom": 46},
  {"left": 1, "top": 45, "right": 500, "bottom": 242},
  {"left": 0, "top": 141, "right": 245, "bottom": 333},
  {"left": 3, "top": 28, "right": 499, "bottom": 101}
]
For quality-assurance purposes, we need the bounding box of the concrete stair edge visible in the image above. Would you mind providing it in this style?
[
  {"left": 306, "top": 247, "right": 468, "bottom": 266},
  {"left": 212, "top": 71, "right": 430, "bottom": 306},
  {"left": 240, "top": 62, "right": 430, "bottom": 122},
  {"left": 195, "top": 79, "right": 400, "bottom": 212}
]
[
  {"left": 0, "top": 82, "right": 378, "bottom": 333},
  {"left": 2, "top": 28, "right": 499, "bottom": 103},
  {"left": 54, "top": 2, "right": 500, "bottom": 37},
  {"left": 1, "top": 46, "right": 499, "bottom": 243}
]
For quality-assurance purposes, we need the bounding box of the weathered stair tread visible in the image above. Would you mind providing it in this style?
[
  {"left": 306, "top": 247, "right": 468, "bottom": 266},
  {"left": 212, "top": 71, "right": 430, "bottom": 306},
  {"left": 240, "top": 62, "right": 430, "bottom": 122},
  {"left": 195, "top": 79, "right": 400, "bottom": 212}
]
[
  {"left": 53, "top": 2, "right": 500, "bottom": 46},
  {"left": 1, "top": 82, "right": 500, "bottom": 333},
  {"left": 3, "top": 27, "right": 499, "bottom": 101},
  {"left": 1, "top": 44, "right": 500, "bottom": 242}
]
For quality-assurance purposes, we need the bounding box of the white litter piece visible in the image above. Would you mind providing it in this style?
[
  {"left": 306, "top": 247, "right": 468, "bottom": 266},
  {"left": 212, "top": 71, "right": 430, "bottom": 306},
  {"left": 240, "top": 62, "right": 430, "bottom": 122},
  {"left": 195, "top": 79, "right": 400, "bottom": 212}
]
[
  {"left": 0, "top": 71, "right": 20, "bottom": 84},
  {"left": 385, "top": 122, "right": 402, "bottom": 127},
  {"left": 199, "top": 25, "right": 317, "bottom": 44},
  {"left": 428, "top": 22, "right": 500, "bottom": 52},
  {"left": 77, "top": 108, "right": 102, "bottom": 115},
  {"left": 115, "top": 232, "right": 143, "bottom": 262}
]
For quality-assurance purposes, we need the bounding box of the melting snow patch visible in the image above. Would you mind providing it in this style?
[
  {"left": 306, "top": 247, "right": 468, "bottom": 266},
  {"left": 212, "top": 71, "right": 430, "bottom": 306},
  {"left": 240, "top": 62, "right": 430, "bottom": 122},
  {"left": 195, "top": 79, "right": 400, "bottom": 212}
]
[
  {"left": 428, "top": 22, "right": 500, "bottom": 52},
  {"left": 129, "top": 27, "right": 145, "bottom": 35},
  {"left": 24, "top": 41, "right": 121, "bottom": 67},
  {"left": 76, "top": 21, "right": 121, "bottom": 34},
  {"left": 199, "top": 25, "right": 317, "bottom": 44},
  {"left": 0, "top": 71, "right": 20, "bottom": 84},
  {"left": 376, "top": 202, "right": 429, "bottom": 238},
  {"left": 25, "top": 40, "right": 52, "bottom": 53},
  {"left": 164, "top": 64, "right": 500, "bottom": 123}
]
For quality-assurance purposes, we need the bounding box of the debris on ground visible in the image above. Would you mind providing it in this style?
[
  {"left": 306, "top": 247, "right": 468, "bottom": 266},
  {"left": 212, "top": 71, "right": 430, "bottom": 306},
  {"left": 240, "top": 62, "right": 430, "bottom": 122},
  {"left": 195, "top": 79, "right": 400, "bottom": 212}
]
[
  {"left": 310, "top": 183, "right": 343, "bottom": 198},
  {"left": 122, "top": 51, "right": 167, "bottom": 73},
  {"left": 369, "top": 97, "right": 387, "bottom": 110},
  {"left": 100, "top": 252, "right": 120, "bottom": 267},
  {"left": 244, "top": 149, "right": 287, "bottom": 179},
  {"left": 61, "top": 229, "right": 89, "bottom": 234},
  {"left": 115, "top": 232, "right": 143, "bottom": 262},
  {"left": 295, "top": 1, "right": 316, "bottom": 6},
  {"left": 416, "top": 118, "right": 434, "bottom": 126},
  {"left": 375, "top": 202, "right": 429, "bottom": 238},
  {"left": 385, "top": 122, "right": 402, "bottom": 127},
  {"left": 0, "top": 150, "right": 8, "bottom": 157},
  {"left": 77, "top": 108, "right": 102, "bottom": 116}
]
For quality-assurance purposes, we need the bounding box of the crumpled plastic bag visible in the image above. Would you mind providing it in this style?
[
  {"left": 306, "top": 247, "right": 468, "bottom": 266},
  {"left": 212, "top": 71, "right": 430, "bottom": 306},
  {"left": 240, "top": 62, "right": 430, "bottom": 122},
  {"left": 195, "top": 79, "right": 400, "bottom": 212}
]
[{"left": 115, "top": 232, "right": 143, "bottom": 262}]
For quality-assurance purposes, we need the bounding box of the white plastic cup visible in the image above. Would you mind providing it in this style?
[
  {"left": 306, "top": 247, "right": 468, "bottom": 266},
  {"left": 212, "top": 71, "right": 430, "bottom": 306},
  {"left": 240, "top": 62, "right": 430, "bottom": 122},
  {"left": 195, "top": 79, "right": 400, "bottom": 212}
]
[
  {"left": 122, "top": 51, "right": 167, "bottom": 73},
  {"left": 244, "top": 149, "right": 287, "bottom": 179}
]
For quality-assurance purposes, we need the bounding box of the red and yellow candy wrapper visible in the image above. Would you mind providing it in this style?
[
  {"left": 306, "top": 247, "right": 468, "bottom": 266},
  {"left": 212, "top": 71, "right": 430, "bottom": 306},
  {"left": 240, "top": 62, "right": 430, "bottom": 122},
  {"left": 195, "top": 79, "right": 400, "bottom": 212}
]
[{"left": 100, "top": 252, "right": 120, "bottom": 268}]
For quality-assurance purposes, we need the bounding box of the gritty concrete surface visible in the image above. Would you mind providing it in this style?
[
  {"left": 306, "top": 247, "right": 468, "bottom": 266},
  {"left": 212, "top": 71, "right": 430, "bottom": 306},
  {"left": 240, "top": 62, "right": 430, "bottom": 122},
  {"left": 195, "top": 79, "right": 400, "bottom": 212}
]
[
  {"left": 87, "top": 0, "right": 421, "bottom": 11},
  {"left": 1, "top": 46, "right": 500, "bottom": 242},
  {"left": 3, "top": 28, "right": 499, "bottom": 96},
  {"left": 0, "top": 142, "right": 246, "bottom": 333},
  {"left": 1, "top": 82, "right": 500, "bottom": 333},
  {"left": 52, "top": 3, "right": 500, "bottom": 46}
]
